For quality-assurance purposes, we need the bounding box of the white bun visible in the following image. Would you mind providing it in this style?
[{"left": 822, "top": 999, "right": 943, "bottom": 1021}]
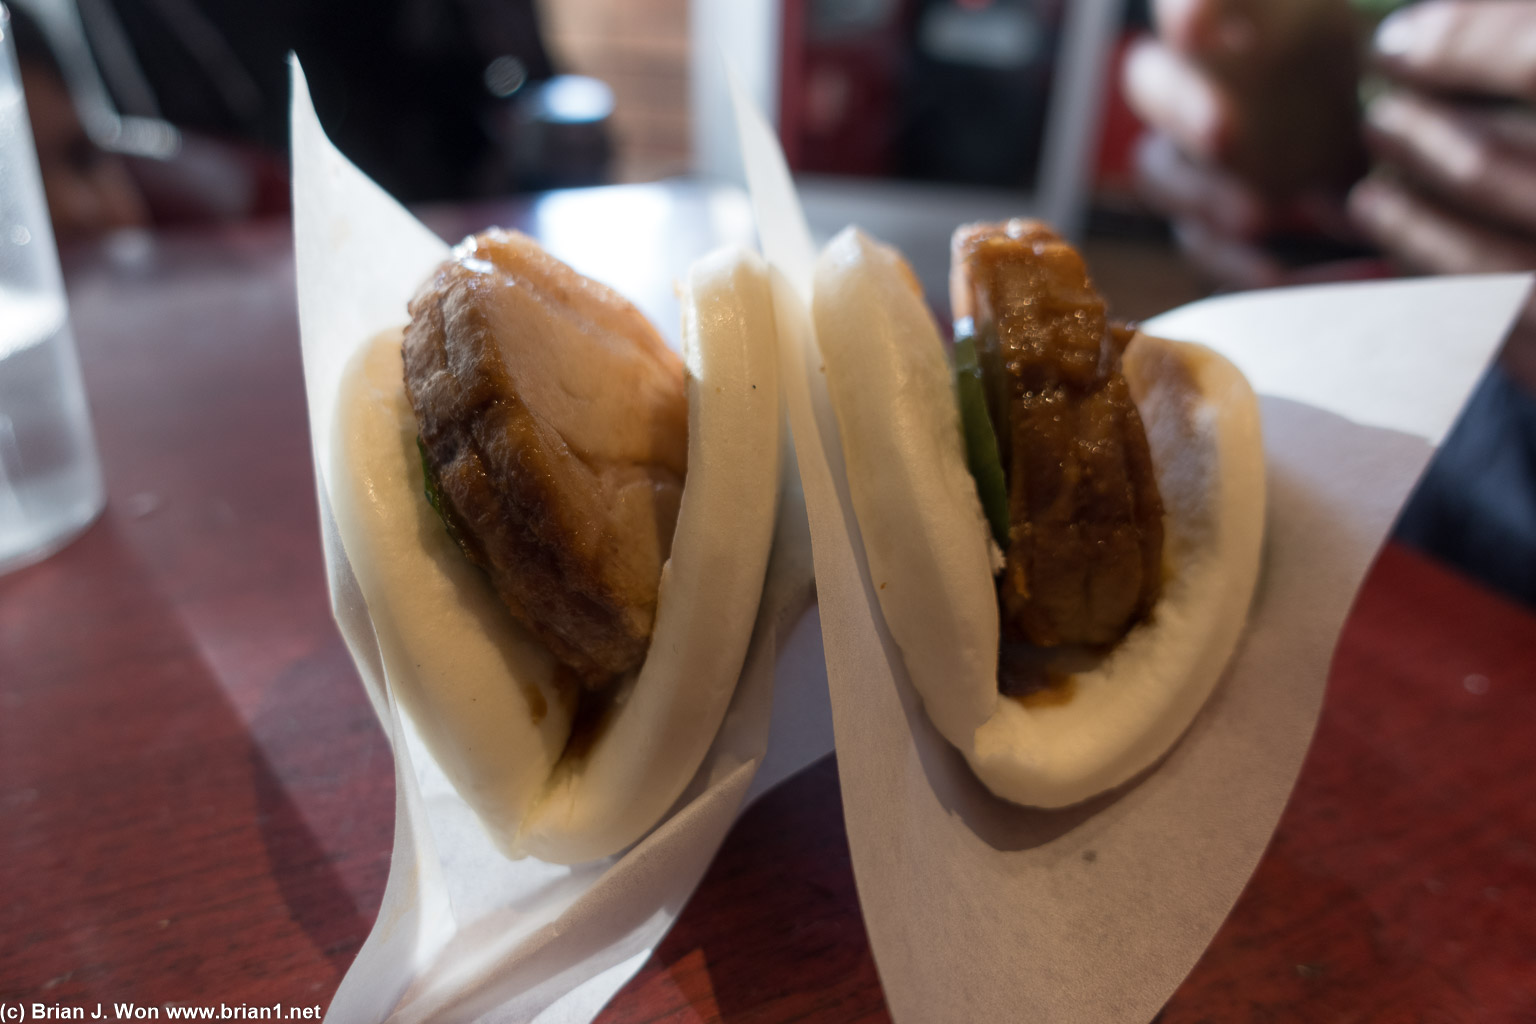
[
  {"left": 813, "top": 227, "right": 1265, "bottom": 808},
  {"left": 517, "top": 247, "right": 782, "bottom": 861},
  {"left": 966, "top": 332, "right": 1264, "bottom": 806},
  {"left": 331, "top": 328, "right": 572, "bottom": 840},
  {"left": 812, "top": 228, "right": 1000, "bottom": 749},
  {"left": 329, "top": 246, "right": 781, "bottom": 861}
]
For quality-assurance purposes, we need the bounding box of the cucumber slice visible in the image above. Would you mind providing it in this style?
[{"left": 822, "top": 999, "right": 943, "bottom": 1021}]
[
  {"left": 418, "top": 436, "right": 479, "bottom": 565},
  {"left": 953, "top": 324, "right": 1010, "bottom": 548}
]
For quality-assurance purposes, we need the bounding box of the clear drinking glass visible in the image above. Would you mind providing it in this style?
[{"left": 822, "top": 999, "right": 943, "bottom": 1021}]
[{"left": 0, "top": 3, "right": 105, "bottom": 574}]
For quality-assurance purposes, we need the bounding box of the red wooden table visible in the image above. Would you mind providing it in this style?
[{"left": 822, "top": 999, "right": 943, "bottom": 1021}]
[{"left": 2, "top": 188, "right": 1533, "bottom": 1023}]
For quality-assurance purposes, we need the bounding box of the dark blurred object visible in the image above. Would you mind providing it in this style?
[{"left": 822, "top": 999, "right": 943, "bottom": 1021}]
[
  {"left": 15, "top": 0, "right": 610, "bottom": 221},
  {"left": 897, "top": 0, "right": 1063, "bottom": 189},
  {"left": 9, "top": 0, "right": 288, "bottom": 230},
  {"left": 102, "top": 0, "right": 562, "bottom": 201},
  {"left": 10, "top": 0, "right": 179, "bottom": 159},
  {"left": 1397, "top": 361, "right": 1536, "bottom": 607},
  {"left": 779, "top": 0, "right": 906, "bottom": 177},
  {"left": 779, "top": 0, "right": 1069, "bottom": 190},
  {"left": 492, "top": 74, "right": 615, "bottom": 192},
  {"left": 6, "top": 3, "right": 150, "bottom": 241}
]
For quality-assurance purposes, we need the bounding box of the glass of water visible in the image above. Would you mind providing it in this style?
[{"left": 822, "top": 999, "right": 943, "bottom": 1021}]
[{"left": 0, "top": 3, "right": 105, "bottom": 575}]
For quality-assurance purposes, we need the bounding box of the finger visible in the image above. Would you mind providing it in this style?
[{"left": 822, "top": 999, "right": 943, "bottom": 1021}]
[
  {"left": 1154, "top": 0, "right": 1257, "bottom": 58},
  {"left": 1155, "top": 0, "right": 1354, "bottom": 72},
  {"left": 1365, "top": 89, "right": 1536, "bottom": 237},
  {"left": 1134, "top": 132, "right": 1269, "bottom": 237},
  {"left": 1349, "top": 174, "right": 1536, "bottom": 276},
  {"left": 1123, "top": 38, "right": 1229, "bottom": 163},
  {"left": 1155, "top": 0, "right": 1321, "bottom": 58},
  {"left": 1375, "top": 0, "right": 1536, "bottom": 101},
  {"left": 1172, "top": 219, "right": 1288, "bottom": 290},
  {"left": 1135, "top": 131, "right": 1360, "bottom": 242},
  {"left": 1477, "top": 103, "right": 1536, "bottom": 158}
]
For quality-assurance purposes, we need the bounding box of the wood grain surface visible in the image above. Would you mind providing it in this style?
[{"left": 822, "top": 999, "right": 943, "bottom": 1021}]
[{"left": 1, "top": 191, "right": 1532, "bottom": 1023}]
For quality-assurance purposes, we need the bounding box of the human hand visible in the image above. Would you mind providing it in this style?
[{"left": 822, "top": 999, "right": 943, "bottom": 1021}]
[
  {"left": 1122, "top": 0, "right": 1366, "bottom": 288},
  {"left": 1351, "top": 2, "right": 1536, "bottom": 274},
  {"left": 1350, "top": 1, "right": 1536, "bottom": 388}
]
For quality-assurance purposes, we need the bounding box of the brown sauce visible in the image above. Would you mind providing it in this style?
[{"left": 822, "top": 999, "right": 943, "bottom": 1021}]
[
  {"left": 525, "top": 682, "right": 549, "bottom": 726},
  {"left": 1015, "top": 675, "right": 1078, "bottom": 708},
  {"left": 557, "top": 670, "right": 622, "bottom": 765},
  {"left": 998, "top": 636, "right": 1103, "bottom": 707}
]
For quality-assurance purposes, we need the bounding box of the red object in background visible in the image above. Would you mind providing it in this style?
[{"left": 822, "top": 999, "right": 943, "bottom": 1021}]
[
  {"left": 779, "top": 6, "right": 1151, "bottom": 199},
  {"left": 1094, "top": 32, "right": 1145, "bottom": 195},
  {"left": 778, "top": 0, "right": 908, "bottom": 176}
]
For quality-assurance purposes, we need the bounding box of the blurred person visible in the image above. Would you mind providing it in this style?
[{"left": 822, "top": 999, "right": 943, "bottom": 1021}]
[
  {"left": 79, "top": 0, "right": 560, "bottom": 202},
  {"left": 1124, "top": 0, "right": 1536, "bottom": 606},
  {"left": 12, "top": 0, "right": 580, "bottom": 237},
  {"left": 9, "top": 6, "right": 149, "bottom": 242}
]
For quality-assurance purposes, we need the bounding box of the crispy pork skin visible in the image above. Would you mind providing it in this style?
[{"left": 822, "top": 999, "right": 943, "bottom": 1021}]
[{"left": 403, "top": 230, "right": 687, "bottom": 681}]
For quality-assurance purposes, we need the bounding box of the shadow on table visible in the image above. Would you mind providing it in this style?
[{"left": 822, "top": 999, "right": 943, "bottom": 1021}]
[
  {"left": 0, "top": 514, "right": 380, "bottom": 985},
  {"left": 249, "top": 642, "right": 390, "bottom": 970},
  {"left": 596, "top": 756, "right": 891, "bottom": 1023},
  {"left": 898, "top": 661, "right": 1129, "bottom": 851}
]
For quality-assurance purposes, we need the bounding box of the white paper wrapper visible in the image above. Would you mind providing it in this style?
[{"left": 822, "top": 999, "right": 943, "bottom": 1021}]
[
  {"left": 294, "top": 41, "right": 1529, "bottom": 1021},
  {"left": 289, "top": 60, "right": 834, "bottom": 1024},
  {"left": 728, "top": 76, "right": 1531, "bottom": 1023}
]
